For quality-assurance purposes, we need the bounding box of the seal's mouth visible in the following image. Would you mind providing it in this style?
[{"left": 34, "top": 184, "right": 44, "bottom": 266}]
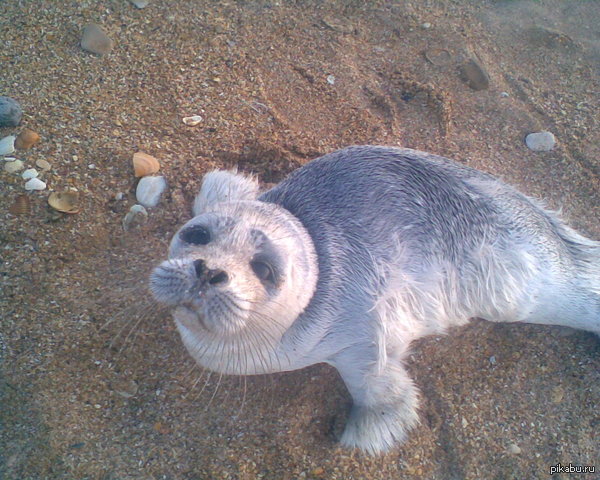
[{"left": 176, "top": 303, "right": 210, "bottom": 332}]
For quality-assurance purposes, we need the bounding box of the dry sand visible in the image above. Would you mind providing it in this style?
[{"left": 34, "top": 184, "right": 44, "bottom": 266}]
[{"left": 1, "top": 1, "right": 598, "bottom": 479}]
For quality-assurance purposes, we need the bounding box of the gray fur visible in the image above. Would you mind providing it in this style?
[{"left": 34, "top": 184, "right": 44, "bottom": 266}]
[{"left": 151, "top": 145, "right": 599, "bottom": 455}]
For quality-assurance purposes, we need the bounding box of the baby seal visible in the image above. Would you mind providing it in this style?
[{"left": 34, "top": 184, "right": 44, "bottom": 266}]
[{"left": 150, "top": 146, "right": 599, "bottom": 454}]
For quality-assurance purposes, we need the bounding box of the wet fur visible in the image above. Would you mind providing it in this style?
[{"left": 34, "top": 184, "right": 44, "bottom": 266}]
[{"left": 151, "top": 146, "right": 599, "bottom": 455}]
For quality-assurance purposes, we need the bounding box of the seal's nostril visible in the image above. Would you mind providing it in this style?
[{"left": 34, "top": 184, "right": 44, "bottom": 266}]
[
  {"left": 208, "top": 270, "right": 229, "bottom": 285},
  {"left": 193, "top": 259, "right": 206, "bottom": 278}
]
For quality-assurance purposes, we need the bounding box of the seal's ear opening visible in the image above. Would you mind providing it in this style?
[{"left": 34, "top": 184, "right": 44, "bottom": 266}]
[{"left": 193, "top": 170, "right": 260, "bottom": 217}]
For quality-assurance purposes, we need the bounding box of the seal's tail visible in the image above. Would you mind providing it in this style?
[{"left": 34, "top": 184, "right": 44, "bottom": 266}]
[{"left": 525, "top": 218, "right": 600, "bottom": 335}]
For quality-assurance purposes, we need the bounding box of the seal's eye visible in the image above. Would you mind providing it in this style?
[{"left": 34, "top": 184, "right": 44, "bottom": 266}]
[
  {"left": 180, "top": 225, "right": 211, "bottom": 245},
  {"left": 250, "top": 260, "right": 275, "bottom": 283}
]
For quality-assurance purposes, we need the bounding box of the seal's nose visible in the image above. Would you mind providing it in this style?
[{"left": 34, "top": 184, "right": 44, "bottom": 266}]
[
  {"left": 193, "top": 259, "right": 206, "bottom": 278},
  {"left": 193, "top": 259, "right": 229, "bottom": 286}
]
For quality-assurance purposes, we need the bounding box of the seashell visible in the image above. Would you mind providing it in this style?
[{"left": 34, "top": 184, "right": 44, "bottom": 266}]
[
  {"left": 424, "top": 48, "right": 452, "bottom": 66},
  {"left": 0, "top": 135, "right": 16, "bottom": 156},
  {"left": 4, "top": 159, "right": 24, "bottom": 173},
  {"left": 129, "top": 0, "right": 150, "bottom": 8},
  {"left": 132, "top": 151, "right": 160, "bottom": 177},
  {"left": 24, "top": 177, "right": 46, "bottom": 191},
  {"left": 15, "top": 128, "right": 41, "bottom": 150},
  {"left": 182, "top": 115, "right": 203, "bottom": 126},
  {"left": 136, "top": 175, "right": 167, "bottom": 208},
  {"left": 9, "top": 194, "right": 31, "bottom": 215},
  {"left": 36, "top": 159, "right": 52, "bottom": 171},
  {"left": 22, "top": 168, "right": 39, "bottom": 180},
  {"left": 48, "top": 191, "right": 80, "bottom": 214}
]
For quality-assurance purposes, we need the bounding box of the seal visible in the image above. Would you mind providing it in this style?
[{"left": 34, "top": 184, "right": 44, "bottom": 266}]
[{"left": 150, "top": 146, "right": 599, "bottom": 455}]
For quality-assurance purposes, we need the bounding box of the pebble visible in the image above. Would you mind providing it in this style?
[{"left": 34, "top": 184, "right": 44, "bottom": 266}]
[
  {"left": 15, "top": 128, "right": 40, "bottom": 150},
  {"left": 129, "top": 0, "right": 150, "bottom": 7},
  {"left": 507, "top": 443, "right": 522, "bottom": 455},
  {"left": 81, "top": 24, "right": 114, "bottom": 56},
  {"left": 123, "top": 204, "right": 148, "bottom": 231},
  {"left": 21, "top": 168, "right": 39, "bottom": 180},
  {"left": 0, "top": 96, "right": 23, "bottom": 127},
  {"left": 136, "top": 175, "right": 167, "bottom": 208},
  {"left": 459, "top": 58, "right": 490, "bottom": 91},
  {"left": 24, "top": 177, "right": 46, "bottom": 191},
  {"left": 0, "top": 135, "right": 16, "bottom": 156},
  {"left": 525, "top": 131, "right": 556, "bottom": 151},
  {"left": 4, "top": 159, "right": 24, "bottom": 173},
  {"left": 422, "top": 22, "right": 432, "bottom": 29},
  {"left": 326, "top": 74, "right": 336, "bottom": 85},
  {"left": 36, "top": 159, "right": 52, "bottom": 171}
]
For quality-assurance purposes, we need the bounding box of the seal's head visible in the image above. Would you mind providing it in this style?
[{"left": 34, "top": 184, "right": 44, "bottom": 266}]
[{"left": 150, "top": 172, "right": 318, "bottom": 375}]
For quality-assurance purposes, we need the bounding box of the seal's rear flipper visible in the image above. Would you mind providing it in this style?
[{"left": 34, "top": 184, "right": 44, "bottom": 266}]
[{"left": 193, "top": 170, "right": 260, "bottom": 216}]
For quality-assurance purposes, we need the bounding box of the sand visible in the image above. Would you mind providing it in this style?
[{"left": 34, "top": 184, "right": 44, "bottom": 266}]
[{"left": 1, "top": 1, "right": 598, "bottom": 479}]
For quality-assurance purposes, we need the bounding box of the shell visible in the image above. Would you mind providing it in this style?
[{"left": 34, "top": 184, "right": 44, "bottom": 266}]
[
  {"left": 15, "top": 129, "right": 41, "bottom": 150},
  {"left": 182, "top": 115, "right": 203, "bottom": 126},
  {"left": 48, "top": 191, "right": 80, "bottom": 214},
  {"left": 9, "top": 194, "right": 31, "bottom": 215},
  {"left": 0, "top": 135, "right": 16, "bottom": 156},
  {"left": 24, "top": 177, "right": 46, "bottom": 191},
  {"left": 36, "top": 159, "right": 52, "bottom": 171},
  {"left": 132, "top": 151, "right": 160, "bottom": 177}
]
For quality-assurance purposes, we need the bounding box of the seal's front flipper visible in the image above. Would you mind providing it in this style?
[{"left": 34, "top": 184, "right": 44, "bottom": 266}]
[
  {"left": 193, "top": 170, "right": 260, "bottom": 216},
  {"left": 332, "top": 350, "right": 420, "bottom": 455}
]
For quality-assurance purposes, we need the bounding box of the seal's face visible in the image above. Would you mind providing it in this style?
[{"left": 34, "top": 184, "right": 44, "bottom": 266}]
[{"left": 150, "top": 200, "right": 318, "bottom": 375}]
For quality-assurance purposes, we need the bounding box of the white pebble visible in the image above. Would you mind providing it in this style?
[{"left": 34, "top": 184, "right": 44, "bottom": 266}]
[
  {"left": 326, "top": 74, "right": 336, "bottom": 85},
  {"left": 88, "top": 163, "right": 96, "bottom": 169},
  {"left": 122, "top": 204, "right": 149, "bottom": 231},
  {"left": 22, "top": 168, "right": 39, "bottom": 180},
  {"left": 525, "top": 131, "right": 556, "bottom": 152},
  {"left": 0, "top": 135, "right": 16, "bottom": 156},
  {"left": 422, "top": 22, "right": 432, "bottom": 29},
  {"left": 25, "top": 177, "right": 47, "bottom": 191},
  {"left": 507, "top": 443, "right": 522, "bottom": 455},
  {"left": 4, "top": 159, "right": 24, "bottom": 173},
  {"left": 136, "top": 175, "right": 167, "bottom": 208}
]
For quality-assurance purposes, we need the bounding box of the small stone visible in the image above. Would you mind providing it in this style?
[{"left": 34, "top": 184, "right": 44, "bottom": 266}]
[
  {"left": 500, "top": 92, "right": 510, "bottom": 98},
  {"left": 326, "top": 74, "right": 336, "bottom": 85},
  {"left": 123, "top": 204, "right": 148, "bottom": 231},
  {"left": 525, "top": 131, "right": 556, "bottom": 152},
  {"left": 14, "top": 128, "right": 41, "bottom": 150},
  {"left": 4, "top": 159, "right": 24, "bottom": 173},
  {"left": 129, "top": 0, "right": 150, "bottom": 7},
  {"left": 88, "top": 163, "right": 96, "bottom": 169},
  {"left": 551, "top": 386, "right": 564, "bottom": 404},
  {"left": 0, "top": 96, "right": 22, "bottom": 127},
  {"left": 422, "top": 22, "right": 432, "bottom": 29},
  {"left": 24, "top": 177, "right": 46, "bottom": 191},
  {"left": 461, "top": 417, "right": 469, "bottom": 428},
  {"left": 81, "top": 24, "right": 114, "bottom": 56},
  {"left": 489, "top": 355, "right": 497, "bottom": 365},
  {"left": 36, "top": 159, "right": 52, "bottom": 171},
  {"left": 136, "top": 176, "right": 167, "bottom": 208},
  {"left": 21, "top": 168, "right": 39, "bottom": 180},
  {"left": 0, "top": 135, "right": 16, "bottom": 156},
  {"left": 459, "top": 58, "right": 490, "bottom": 91},
  {"left": 507, "top": 443, "right": 522, "bottom": 455}
]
